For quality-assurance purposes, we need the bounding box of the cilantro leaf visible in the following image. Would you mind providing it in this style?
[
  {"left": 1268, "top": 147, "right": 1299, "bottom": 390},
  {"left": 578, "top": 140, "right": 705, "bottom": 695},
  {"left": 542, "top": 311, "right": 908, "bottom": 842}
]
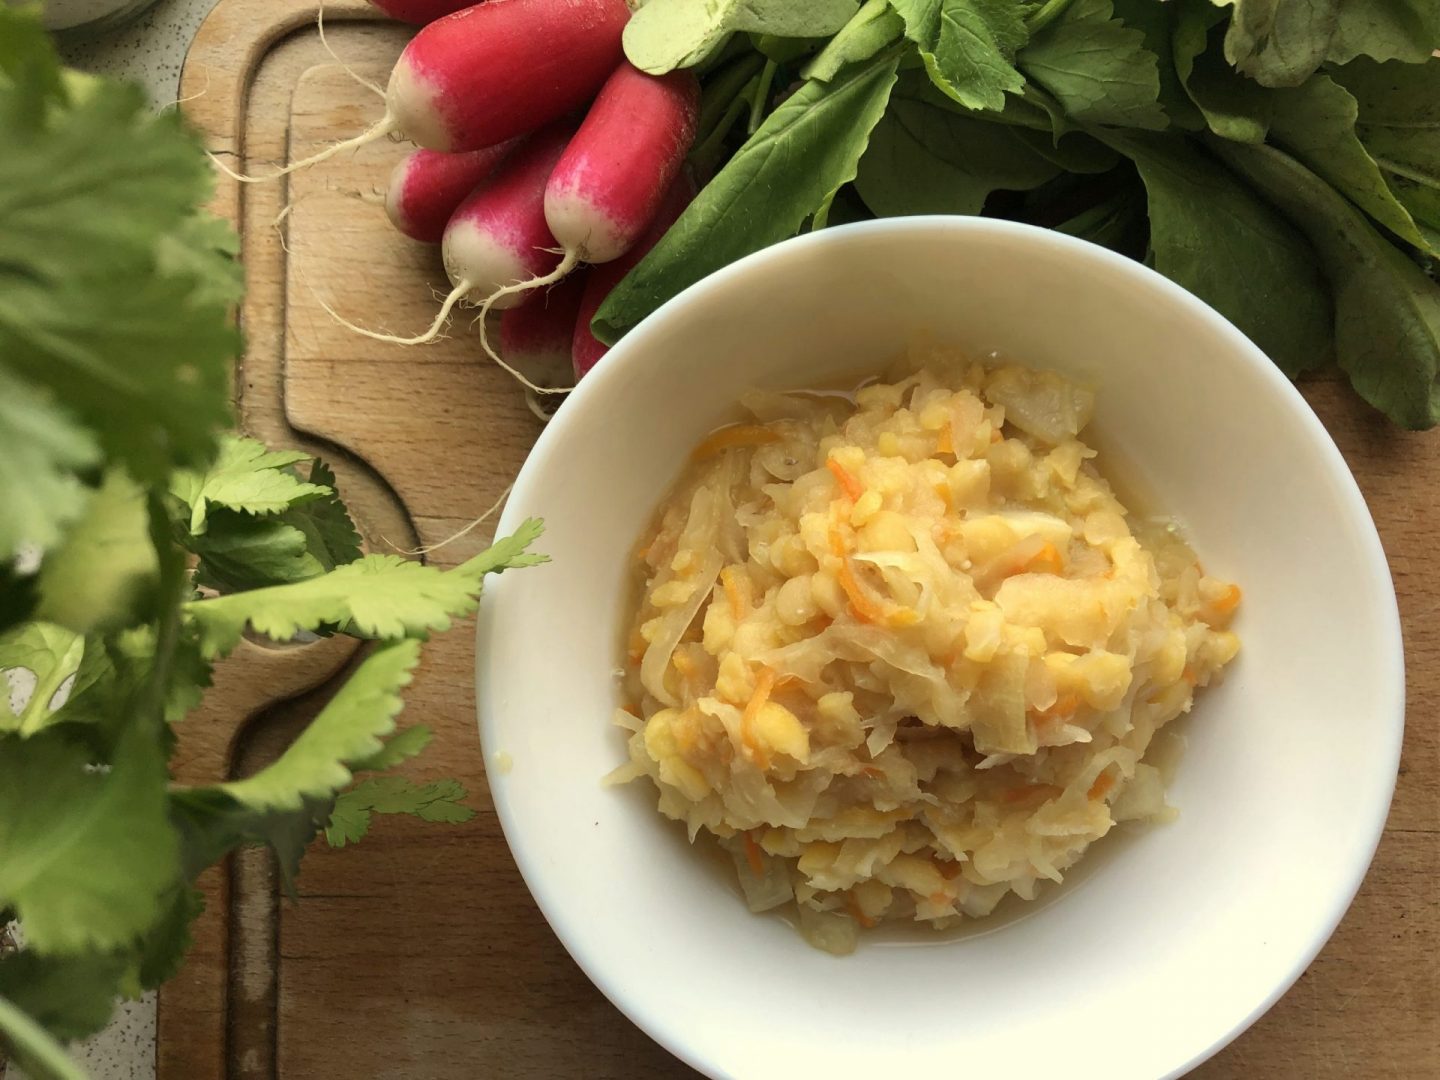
[
  {"left": 169, "top": 787, "right": 331, "bottom": 891},
  {"left": 349, "top": 724, "right": 433, "bottom": 772},
  {"left": 185, "top": 522, "right": 542, "bottom": 656},
  {"left": 281, "top": 459, "right": 363, "bottom": 571},
  {"left": 187, "top": 555, "right": 475, "bottom": 657},
  {"left": 594, "top": 52, "right": 900, "bottom": 345},
  {"left": 453, "top": 517, "right": 548, "bottom": 578},
  {"left": 889, "top": 0, "right": 1028, "bottom": 112},
  {"left": 217, "top": 639, "right": 420, "bottom": 811},
  {"left": 189, "top": 513, "right": 324, "bottom": 593},
  {"left": 0, "top": 949, "right": 127, "bottom": 1042},
  {"left": 35, "top": 470, "right": 158, "bottom": 635},
  {"left": 1214, "top": 137, "right": 1440, "bottom": 429},
  {"left": 133, "top": 884, "right": 204, "bottom": 991},
  {"left": 0, "top": 621, "right": 82, "bottom": 735},
  {"left": 170, "top": 435, "right": 324, "bottom": 535},
  {"left": 624, "top": 0, "right": 859, "bottom": 74},
  {"left": 0, "top": 723, "right": 180, "bottom": 954},
  {"left": 154, "top": 213, "right": 244, "bottom": 311},
  {"left": 0, "top": 369, "right": 99, "bottom": 562},
  {"left": 1019, "top": 0, "right": 1168, "bottom": 130},
  {"left": 1105, "top": 130, "right": 1334, "bottom": 377},
  {"left": 0, "top": 75, "right": 237, "bottom": 482},
  {"left": 325, "top": 776, "right": 474, "bottom": 848},
  {"left": 1214, "top": 0, "right": 1338, "bottom": 88}
]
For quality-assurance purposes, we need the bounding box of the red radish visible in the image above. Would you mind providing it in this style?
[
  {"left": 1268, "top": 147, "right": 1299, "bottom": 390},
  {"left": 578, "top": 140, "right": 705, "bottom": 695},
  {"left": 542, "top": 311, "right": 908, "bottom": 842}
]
[
  {"left": 573, "top": 176, "right": 694, "bottom": 379},
  {"left": 499, "top": 271, "right": 588, "bottom": 391},
  {"left": 474, "top": 64, "right": 699, "bottom": 322},
  {"left": 545, "top": 63, "right": 700, "bottom": 266},
  {"left": 389, "top": 0, "right": 630, "bottom": 152},
  {"left": 385, "top": 142, "right": 516, "bottom": 244},
  {"left": 366, "top": 0, "right": 475, "bottom": 25},
  {"left": 327, "top": 125, "right": 571, "bottom": 347},
  {"left": 218, "top": 0, "right": 628, "bottom": 182}
]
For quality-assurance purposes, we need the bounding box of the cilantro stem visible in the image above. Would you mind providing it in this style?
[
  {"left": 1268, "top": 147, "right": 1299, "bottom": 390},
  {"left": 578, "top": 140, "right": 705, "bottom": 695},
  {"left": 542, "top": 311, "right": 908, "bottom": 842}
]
[
  {"left": 0, "top": 995, "right": 88, "bottom": 1080},
  {"left": 1026, "top": 0, "right": 1079, "bottom": 34},
  {"left": 748, "top": 59, "right": 778, "bottom": 136},
  {"left": 137, "top": 492, "right": 187, "bottom": 731}
]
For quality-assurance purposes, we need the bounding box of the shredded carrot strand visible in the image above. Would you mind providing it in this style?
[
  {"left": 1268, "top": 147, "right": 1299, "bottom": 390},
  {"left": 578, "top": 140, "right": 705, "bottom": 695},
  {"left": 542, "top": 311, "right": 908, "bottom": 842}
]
[
  {"left": 838, "top": 560, "right": 884, "bottom": 623},
  {"left": 720, "top": 566, "right": 745, "bottom": 622},
  {"left": 740, "top": 668, "right": 776, "bottom": 769},
  {"left": 1033, "top": 692, "right": 1080, "bottom": 725},
  {"left": 743, "top": 831, "right": 765, "bottom": 877},
  {"left": 1213, "top": 583, "right": 1242, "bottom": 614},
  {"left": 1088, "top": 769, "right": 1116, "bottom": 801},
  {"left": 626, "top": 628, "right": 646, "bottom": 664},
  {"left": 1026, "top": 541, "right": 1064, "bottom": 575},
  {"left": 934, "top": 427, "right": 954, "bottom": 455},
  {"left": 691, "top": 423, "right": 781, "bottom": 461},
  {"left": 845, "top": 891, "right": 878, "bottom": 929},
  {"left": 826, "top": 456, "right": 865, "bottom": 501}
]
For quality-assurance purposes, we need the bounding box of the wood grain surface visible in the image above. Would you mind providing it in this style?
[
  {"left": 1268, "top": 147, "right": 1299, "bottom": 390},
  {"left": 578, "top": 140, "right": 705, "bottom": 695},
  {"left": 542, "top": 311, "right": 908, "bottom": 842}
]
[{"left": 164, "top": 2, "right": 1438, "bottom": 1076}]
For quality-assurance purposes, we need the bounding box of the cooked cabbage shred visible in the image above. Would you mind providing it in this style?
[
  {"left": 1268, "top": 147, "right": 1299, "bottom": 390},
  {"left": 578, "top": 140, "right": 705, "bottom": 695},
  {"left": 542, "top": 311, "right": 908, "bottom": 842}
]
[{"left": 617, "top": 354, "right": 1242, "bottom": 954}]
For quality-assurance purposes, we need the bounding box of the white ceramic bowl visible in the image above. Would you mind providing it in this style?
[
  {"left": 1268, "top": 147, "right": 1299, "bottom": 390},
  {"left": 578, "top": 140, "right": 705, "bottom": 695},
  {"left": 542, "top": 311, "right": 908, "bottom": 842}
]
[{"left": 476, "top": 218, "right": 1403, "bottom": 1079}]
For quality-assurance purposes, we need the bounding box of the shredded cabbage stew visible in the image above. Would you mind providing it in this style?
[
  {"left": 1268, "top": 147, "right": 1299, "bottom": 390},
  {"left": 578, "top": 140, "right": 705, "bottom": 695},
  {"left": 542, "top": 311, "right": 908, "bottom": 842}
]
[{"left": 608, "top": 352, "right": 1241, "bottom": 955}]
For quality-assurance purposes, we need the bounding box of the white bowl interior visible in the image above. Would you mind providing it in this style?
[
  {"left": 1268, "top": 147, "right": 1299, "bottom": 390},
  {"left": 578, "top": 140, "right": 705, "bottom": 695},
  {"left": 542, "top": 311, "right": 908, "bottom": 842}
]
[{"left": 477, "top": 219, "right": 1402, "bottom": 1079}]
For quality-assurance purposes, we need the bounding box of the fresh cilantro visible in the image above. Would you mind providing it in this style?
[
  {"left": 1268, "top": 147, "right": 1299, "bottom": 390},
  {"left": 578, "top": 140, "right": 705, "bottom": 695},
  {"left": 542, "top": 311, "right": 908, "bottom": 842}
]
[
  {"left": 170, "top": 435, "right": 326, "bottom": 535},
  {"left": 0, "top": 369, "right": 98, "bottom": 561},
  {"left": 325, "top": 776, "right": 474, "bottom": 848},
  {"left": 349, "top": 724, "right": 434, "bottom": 772},
  {"left": 0, "top": 621, "right": 82, "bottom": 735},
  {"left": 35, "top": 470, "right": 159, "bottom": 635},
  {"left": 0, "top": 71, "right": 237, "bottom": 482},
  {"left": 216, "top": 640, "right": 420, "bottom": 811},
  {"left": 187, "top": 520, "right": 546, "bottom": 659},
  {"left": 0, "top": 950, "right": 129, "bottom": 1042},
  {"left": 169, "top": 787, "right": 333, "bottom": 892},
  {"left": 188, "top": 513, "right": 325, "bottom": 593},
  {"left": 0, "top": 724, "right": 179, "bottom": 954}
]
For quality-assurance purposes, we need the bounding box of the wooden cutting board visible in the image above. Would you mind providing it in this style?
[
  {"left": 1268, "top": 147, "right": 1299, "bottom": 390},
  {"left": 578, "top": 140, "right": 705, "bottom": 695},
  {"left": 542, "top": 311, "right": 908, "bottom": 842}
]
[{"left": 164, "top": 1, "right": 1439, "bottom": 1075}]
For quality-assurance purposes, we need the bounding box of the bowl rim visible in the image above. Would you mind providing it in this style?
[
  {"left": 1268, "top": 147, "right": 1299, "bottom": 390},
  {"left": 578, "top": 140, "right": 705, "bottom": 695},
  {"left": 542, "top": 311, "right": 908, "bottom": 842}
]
[{"left": 476, "top": 215, "right": 1405, "bottom": 1079}]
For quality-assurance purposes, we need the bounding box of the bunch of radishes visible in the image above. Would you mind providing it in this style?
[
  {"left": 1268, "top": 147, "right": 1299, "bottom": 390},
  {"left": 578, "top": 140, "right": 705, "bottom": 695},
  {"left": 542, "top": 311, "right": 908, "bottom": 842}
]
[{"left": 353, "top": 0, "right": 698, "bottom": 395}]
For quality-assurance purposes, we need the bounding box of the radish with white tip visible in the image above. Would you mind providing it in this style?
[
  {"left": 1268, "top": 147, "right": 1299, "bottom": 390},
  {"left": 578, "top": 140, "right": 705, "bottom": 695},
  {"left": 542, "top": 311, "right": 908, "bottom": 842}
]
[
  {"left": 385, "top": 142, "right": 518, "bottom": 244},
  {"left": 216, "top": 0, "right": 629, "bottom": 181}
]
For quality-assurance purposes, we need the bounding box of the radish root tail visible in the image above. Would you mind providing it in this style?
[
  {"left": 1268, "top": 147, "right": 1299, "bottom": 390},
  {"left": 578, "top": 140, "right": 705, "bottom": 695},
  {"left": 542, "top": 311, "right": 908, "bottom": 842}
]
[
  {"left": 317, "top": 3, "right": 387, "bottom": 101},
  {"left": 208, "top": 115, "right": 396, "bottom": 184},
  {"left": 473, "top": 251, "right": 581, "bottom": 397},
  {"left": 385, "top": 482, "right": 514, "bottom": 557},
  {"left": 321, "top": 278, "right": 473, "bottom": 345}
]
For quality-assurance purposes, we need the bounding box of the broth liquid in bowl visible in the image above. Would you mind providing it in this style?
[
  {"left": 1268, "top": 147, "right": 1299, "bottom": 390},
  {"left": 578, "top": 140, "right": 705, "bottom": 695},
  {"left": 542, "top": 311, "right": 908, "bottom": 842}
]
[{"left": 604, "top": 348, "right": 1241, "bottom": 955}]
